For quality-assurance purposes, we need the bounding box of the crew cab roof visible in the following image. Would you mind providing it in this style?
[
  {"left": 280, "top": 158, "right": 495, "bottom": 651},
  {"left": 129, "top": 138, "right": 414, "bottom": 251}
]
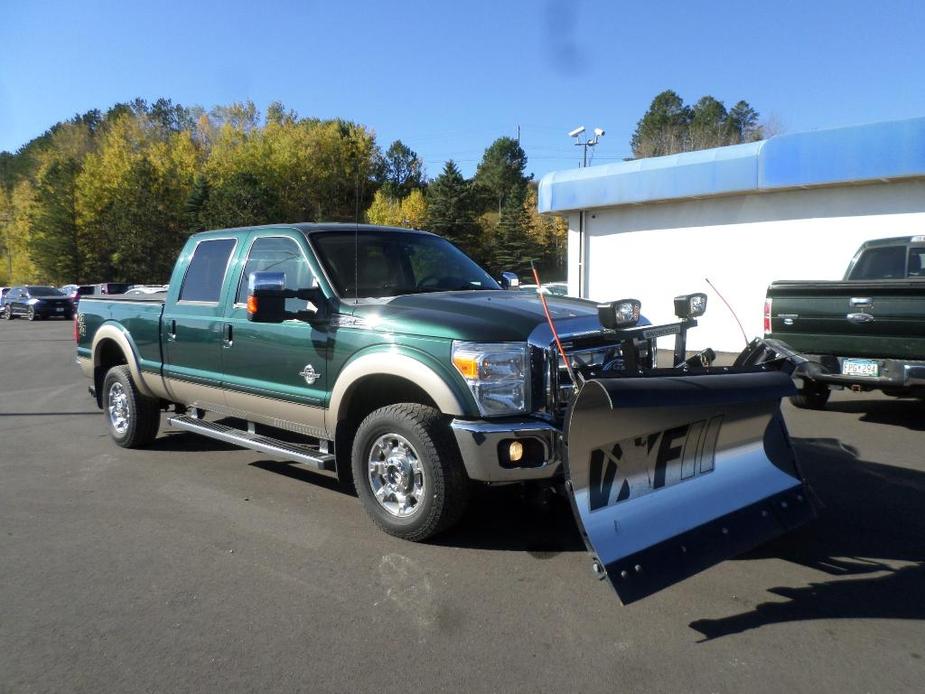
[
  {"left": 857, "top": 235, "right": 925, "bottom": 248},
  {"left": 188, "top": 223, "right": 437, "bottom": 239}
]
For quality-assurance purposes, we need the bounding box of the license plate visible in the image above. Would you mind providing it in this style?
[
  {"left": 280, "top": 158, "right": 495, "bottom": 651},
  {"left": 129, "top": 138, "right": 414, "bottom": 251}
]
[{"left": 842, "top": 359, "right": 879, "bottom": 377}]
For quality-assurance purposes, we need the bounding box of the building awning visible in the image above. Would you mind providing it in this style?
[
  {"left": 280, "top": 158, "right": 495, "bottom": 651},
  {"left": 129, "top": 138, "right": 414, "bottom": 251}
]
[{"left": 538, "top": 117, "right": 925, "bottom": 214}]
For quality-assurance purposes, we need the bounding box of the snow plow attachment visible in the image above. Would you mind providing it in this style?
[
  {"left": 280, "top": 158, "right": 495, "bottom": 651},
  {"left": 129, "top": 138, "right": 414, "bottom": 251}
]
[{"left": 564, "top": 368, "right": 815, "bottom": 604}]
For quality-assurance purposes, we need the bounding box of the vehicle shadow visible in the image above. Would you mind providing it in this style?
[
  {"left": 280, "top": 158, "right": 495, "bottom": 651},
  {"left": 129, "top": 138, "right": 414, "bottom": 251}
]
[
  {"left": 689, "top": 436, "right": 925, "bottom": 641},
  {"left": 248, "top": 460, "right": 353, "bottom": 496},
  {"left": 823, "top": 397, "right": 925, "bottom": 431},
  {"left": 148, "top": 430, "right": 241, "bottom": 453},
  {"left": 433, "top": 485, "right": 586, "bottom": 555}
]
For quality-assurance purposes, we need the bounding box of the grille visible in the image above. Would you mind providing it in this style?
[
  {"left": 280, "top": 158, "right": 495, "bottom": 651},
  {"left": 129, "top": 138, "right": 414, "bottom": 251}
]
[{"left": 539, "top": 339, "right": 652, "bottom": 419}]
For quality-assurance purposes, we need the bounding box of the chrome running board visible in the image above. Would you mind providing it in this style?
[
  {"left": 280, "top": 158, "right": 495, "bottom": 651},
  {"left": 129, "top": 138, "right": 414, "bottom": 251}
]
[{"left": 167, "top": 415, "right": 336, "bottom": 471}]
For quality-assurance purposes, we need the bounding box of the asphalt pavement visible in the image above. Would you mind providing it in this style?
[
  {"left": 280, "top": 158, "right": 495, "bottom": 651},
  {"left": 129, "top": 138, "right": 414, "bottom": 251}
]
[{"left": 1, "top": 319, "right": 923, "bottom": 693}]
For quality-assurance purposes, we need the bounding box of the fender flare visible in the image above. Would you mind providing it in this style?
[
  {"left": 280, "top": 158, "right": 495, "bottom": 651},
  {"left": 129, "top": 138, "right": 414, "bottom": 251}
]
[
  {"left": 327, "top": 349, "right": 469, "bottom": 429},
  {"left": 91, "top": 323, "right": 156, "bottom": 399}
]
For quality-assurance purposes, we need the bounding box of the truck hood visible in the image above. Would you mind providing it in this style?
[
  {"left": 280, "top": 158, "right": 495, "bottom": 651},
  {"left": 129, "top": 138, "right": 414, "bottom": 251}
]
[{"left": 342, "top": 290, "right": 602, "bottom": 342}]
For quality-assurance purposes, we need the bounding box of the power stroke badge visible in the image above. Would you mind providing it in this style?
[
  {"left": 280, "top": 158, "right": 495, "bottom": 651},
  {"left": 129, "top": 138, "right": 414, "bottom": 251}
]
[{"left": 588, "top": 415, "right": 724, "bottom": 512}]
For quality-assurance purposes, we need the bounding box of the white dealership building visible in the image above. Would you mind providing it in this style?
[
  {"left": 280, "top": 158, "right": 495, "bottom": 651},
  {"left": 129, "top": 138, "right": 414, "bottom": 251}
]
[{"left": 537, "top": 117, "right": 925, "bottom": 352}]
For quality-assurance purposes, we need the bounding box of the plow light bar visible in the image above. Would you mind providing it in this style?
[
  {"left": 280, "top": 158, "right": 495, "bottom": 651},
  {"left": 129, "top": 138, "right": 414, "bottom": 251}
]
[
  {"left": 674, "top": 292, "right": 707, "bottom": 319},
  {"left": 597, "top": 299, "right": 641, "bottom": 329}
]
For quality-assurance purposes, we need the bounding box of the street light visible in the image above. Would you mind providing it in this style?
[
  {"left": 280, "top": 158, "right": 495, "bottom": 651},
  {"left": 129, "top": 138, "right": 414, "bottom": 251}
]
[
  {"left": 569, "top": 125, "right": 605, "bottom": 167},
  {"left": 568, "top": 126, "right": 605, "bottom": 300}
]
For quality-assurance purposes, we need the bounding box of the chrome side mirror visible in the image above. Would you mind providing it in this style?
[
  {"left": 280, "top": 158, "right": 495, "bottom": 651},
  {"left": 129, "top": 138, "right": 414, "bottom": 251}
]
[{"left": 500, "top": 272, "right": 520, "bottom": 289}]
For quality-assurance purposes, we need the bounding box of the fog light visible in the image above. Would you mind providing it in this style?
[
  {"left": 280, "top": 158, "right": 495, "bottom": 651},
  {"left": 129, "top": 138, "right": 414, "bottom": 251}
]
[{"left": 508, "top": 441, "right": 524, "bottom": 463}]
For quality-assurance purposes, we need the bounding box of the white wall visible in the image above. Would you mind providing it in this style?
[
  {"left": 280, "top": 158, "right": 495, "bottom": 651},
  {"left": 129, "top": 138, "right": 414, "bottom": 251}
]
[{"left": 566, "top": 179, "right": 925, "bottom": 353}]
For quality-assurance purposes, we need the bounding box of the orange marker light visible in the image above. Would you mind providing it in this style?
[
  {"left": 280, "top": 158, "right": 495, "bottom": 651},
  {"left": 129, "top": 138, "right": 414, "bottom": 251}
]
[
  {"left": 452, "top": 354, "right": 479, "bottom": 379},
  {"left": 247, "top": 295, "right": 258, "bottom": 314}
]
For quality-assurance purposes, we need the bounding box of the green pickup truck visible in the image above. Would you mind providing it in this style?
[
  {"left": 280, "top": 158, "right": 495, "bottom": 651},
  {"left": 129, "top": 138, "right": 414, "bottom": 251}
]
[
  {"left": 77, "top": 223, "right": 815, "bottom": 603},
  {"left": 766, "top": 235, "right": 925, "bottom": 408}
]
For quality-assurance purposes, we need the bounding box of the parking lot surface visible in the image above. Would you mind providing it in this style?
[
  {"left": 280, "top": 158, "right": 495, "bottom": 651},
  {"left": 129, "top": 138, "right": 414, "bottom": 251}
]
[{"left": 1, "top": 320, "right": 923, "bottom": 693}]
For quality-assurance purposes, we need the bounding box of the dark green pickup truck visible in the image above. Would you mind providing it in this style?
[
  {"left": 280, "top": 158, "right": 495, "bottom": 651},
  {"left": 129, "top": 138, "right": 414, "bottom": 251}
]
[
  {"left": 76, "top": 223, "right": 816, "bottom": 603},
  {"left": 766, "top": 235, "right": 925, "bottom": 407}
]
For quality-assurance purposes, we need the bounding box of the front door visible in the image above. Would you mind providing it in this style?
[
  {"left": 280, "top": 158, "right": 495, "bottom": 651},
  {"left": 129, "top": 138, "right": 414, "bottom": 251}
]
[
  {"left": 220, "top": 232, "right": 329, "bottom": 439},
  {"left": 162, "top": 235, "right": 239, "bottom": 408}
]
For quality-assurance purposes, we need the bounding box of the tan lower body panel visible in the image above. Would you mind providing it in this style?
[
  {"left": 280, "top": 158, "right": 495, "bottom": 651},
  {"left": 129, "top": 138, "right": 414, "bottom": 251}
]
[{"left": 162, "top": 377, "right": 328, "bottom": 439}]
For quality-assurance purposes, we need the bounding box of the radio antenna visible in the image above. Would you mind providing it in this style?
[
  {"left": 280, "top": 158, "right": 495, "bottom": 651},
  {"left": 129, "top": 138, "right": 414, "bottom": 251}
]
[
  {"left": 531, "top": 261, "right": 579, "bottom": 386},
  {"left": 354, "top": 166, "right": 361, "bottom": 306},
  {"left": 705, "top": 277, "right": 748, "bottom": 346}
]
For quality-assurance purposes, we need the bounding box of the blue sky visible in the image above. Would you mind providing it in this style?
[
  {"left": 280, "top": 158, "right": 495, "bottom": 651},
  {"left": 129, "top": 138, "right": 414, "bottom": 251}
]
[{"left": 2, "top": 0, "right": 924, "bottom": 178}]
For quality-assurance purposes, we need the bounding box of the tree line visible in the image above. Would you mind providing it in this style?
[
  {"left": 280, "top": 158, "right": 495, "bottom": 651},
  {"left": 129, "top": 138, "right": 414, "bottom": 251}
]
[
  {"left": 0, "top": 98, "right": 565, "bottom": 286},
  {"left": 631, "top": 90, "right": 767, "bottom": 158},
  {"left": 0, "top": 91, "right": 768, "bottom": 286}
]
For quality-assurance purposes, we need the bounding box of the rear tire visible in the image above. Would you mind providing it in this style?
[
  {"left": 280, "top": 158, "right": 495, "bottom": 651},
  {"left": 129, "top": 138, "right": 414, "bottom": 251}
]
[
  {"left": 27, "top": 306, "right": 37, "bottom": 321},
  {"left": 1, "top": 305, "right": 10, "bottom": 319},
  {"left": 790, "top": 380, "right": 831, "bottom": 410},
  {"left": 352, "top": 403, "right": 469, "bottom": 541},
  {"left": 102, "top": 365, "right": 161, "bottom": 448}
]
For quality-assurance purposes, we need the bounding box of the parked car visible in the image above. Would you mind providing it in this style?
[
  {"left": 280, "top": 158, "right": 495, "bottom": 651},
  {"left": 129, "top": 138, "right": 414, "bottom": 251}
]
[
  {"left": 125, "top": 284, "right": 169, "bottom": 296},
  {"left": 96, "top": 282, "right": 131, "bottom": 295},
  {"left": 0, "top": 287, "right": 11, "bottom": 314},
  {"left": 766, "top": 235, "right": 925, "bottom": 407},
  {"left": 60, "top": 284, "right": 95, "bottom": 315},
  {"left": 4, "top": 285, "right": 73, "bottom": 320},
  {"left": 76, "top": 223, "right": 814, "bottom": 604},
  {"left": 518, "top": 281, "right": 569, "bottom": 296}
]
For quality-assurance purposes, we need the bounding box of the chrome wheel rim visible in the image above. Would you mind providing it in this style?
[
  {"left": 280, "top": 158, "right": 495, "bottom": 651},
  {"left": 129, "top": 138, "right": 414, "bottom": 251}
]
[
  {"left": 367, "top": 433, "right": 425, "bottom": 518},
  {"left": 108, "top": 382, "right": 130, "bottom": 435},
  {"left": 27, "top": 307, "right": 34, "bottom": 320}
]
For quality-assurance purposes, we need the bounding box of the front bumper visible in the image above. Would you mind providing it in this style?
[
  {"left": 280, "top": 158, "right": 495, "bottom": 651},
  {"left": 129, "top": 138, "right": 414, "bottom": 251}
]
[
  {"left": 798, "top": 355, "right": 925, "bottom": 390},
  {"left": 450, "top": 418, "right": 562, "bottom": 483}
]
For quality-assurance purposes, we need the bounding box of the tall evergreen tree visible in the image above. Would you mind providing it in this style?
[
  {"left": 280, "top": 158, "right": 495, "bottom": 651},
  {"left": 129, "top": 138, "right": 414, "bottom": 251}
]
[
  {"left": 425, "top": 160, "right": 481, "bottom": 258},
  {"left": 474, "top": 137, "right": 530, "bottom": 214},
  {"left": 492, "top": 188, "right": 534, "bottom": 276},
  {"left": 30, "top": 158, "right": 81, "bottom": 282}
]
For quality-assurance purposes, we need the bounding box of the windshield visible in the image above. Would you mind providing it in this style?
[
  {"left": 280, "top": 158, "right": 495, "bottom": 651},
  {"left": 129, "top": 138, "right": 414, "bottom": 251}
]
[
  {"left": 311, "top": 230, "right": 500, "bottom": 298},
  {"left": 28, "top": 286, "right": 64, "bottom": 297}
]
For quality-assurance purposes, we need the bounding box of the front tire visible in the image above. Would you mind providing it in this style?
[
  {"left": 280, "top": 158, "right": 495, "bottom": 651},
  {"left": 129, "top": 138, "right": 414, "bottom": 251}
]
[
  {"left": 352, "top": 404, "right": 469, "bottom": 541},
  {"left": 790, "top": 380, "right": 831, "bottom": 410},
  {"left": 102, "top": 365, "right": 161, "bottom": 448},
  {"left": 1, "top": 305, "right": 10, "bottom": 320},
  {"left": 27, "top": 306, "right": 37, "bottom": 321}
]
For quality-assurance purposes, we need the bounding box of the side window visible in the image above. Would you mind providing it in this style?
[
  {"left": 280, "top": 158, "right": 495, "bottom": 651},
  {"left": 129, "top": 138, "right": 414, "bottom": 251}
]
[
  {"left": 236, "top": 237, "right": 314, "bottom": 313},
  {"left": 848, "top": 246, "right": 906, "bottom": 280},
  {"left": 179, "top": 239, "right": 236, "bottom": 303},
  {"left": 908, "top": 248, "right": 925, "bottom": 277}
]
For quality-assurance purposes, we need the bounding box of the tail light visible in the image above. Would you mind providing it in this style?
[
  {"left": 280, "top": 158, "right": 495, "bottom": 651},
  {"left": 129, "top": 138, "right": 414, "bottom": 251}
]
[
  {"left": 763, "top": 298, "right": 772, "bottom": 335},
  {"left": 73, "top": 314, "right": 80, "bottom": 342}
]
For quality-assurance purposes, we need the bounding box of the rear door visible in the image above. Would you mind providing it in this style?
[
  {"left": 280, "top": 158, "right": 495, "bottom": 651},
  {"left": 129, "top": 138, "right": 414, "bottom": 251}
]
[
  {"left": 218, "top": 231, "right": 329, "bottom": 438},
  {"left": 162, "top": 235, "right": 240, "bottom": 408}
]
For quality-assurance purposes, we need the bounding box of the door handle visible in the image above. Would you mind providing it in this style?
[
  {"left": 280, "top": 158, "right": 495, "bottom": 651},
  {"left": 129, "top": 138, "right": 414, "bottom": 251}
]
[
  {"left": 222, "top": 323, "right": 233, "bottom": 347},
  {"left": 850, "top": 297, "right": 872, "bottom": 308},
  {"left": 166, "top": 319, "right": 177, "bottom": 342}
]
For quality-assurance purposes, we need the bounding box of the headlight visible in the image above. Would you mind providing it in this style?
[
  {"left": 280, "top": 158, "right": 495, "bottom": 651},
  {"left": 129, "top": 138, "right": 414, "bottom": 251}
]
[{"left": 451, "top": 341, "right": 528, "bottom": 416}]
